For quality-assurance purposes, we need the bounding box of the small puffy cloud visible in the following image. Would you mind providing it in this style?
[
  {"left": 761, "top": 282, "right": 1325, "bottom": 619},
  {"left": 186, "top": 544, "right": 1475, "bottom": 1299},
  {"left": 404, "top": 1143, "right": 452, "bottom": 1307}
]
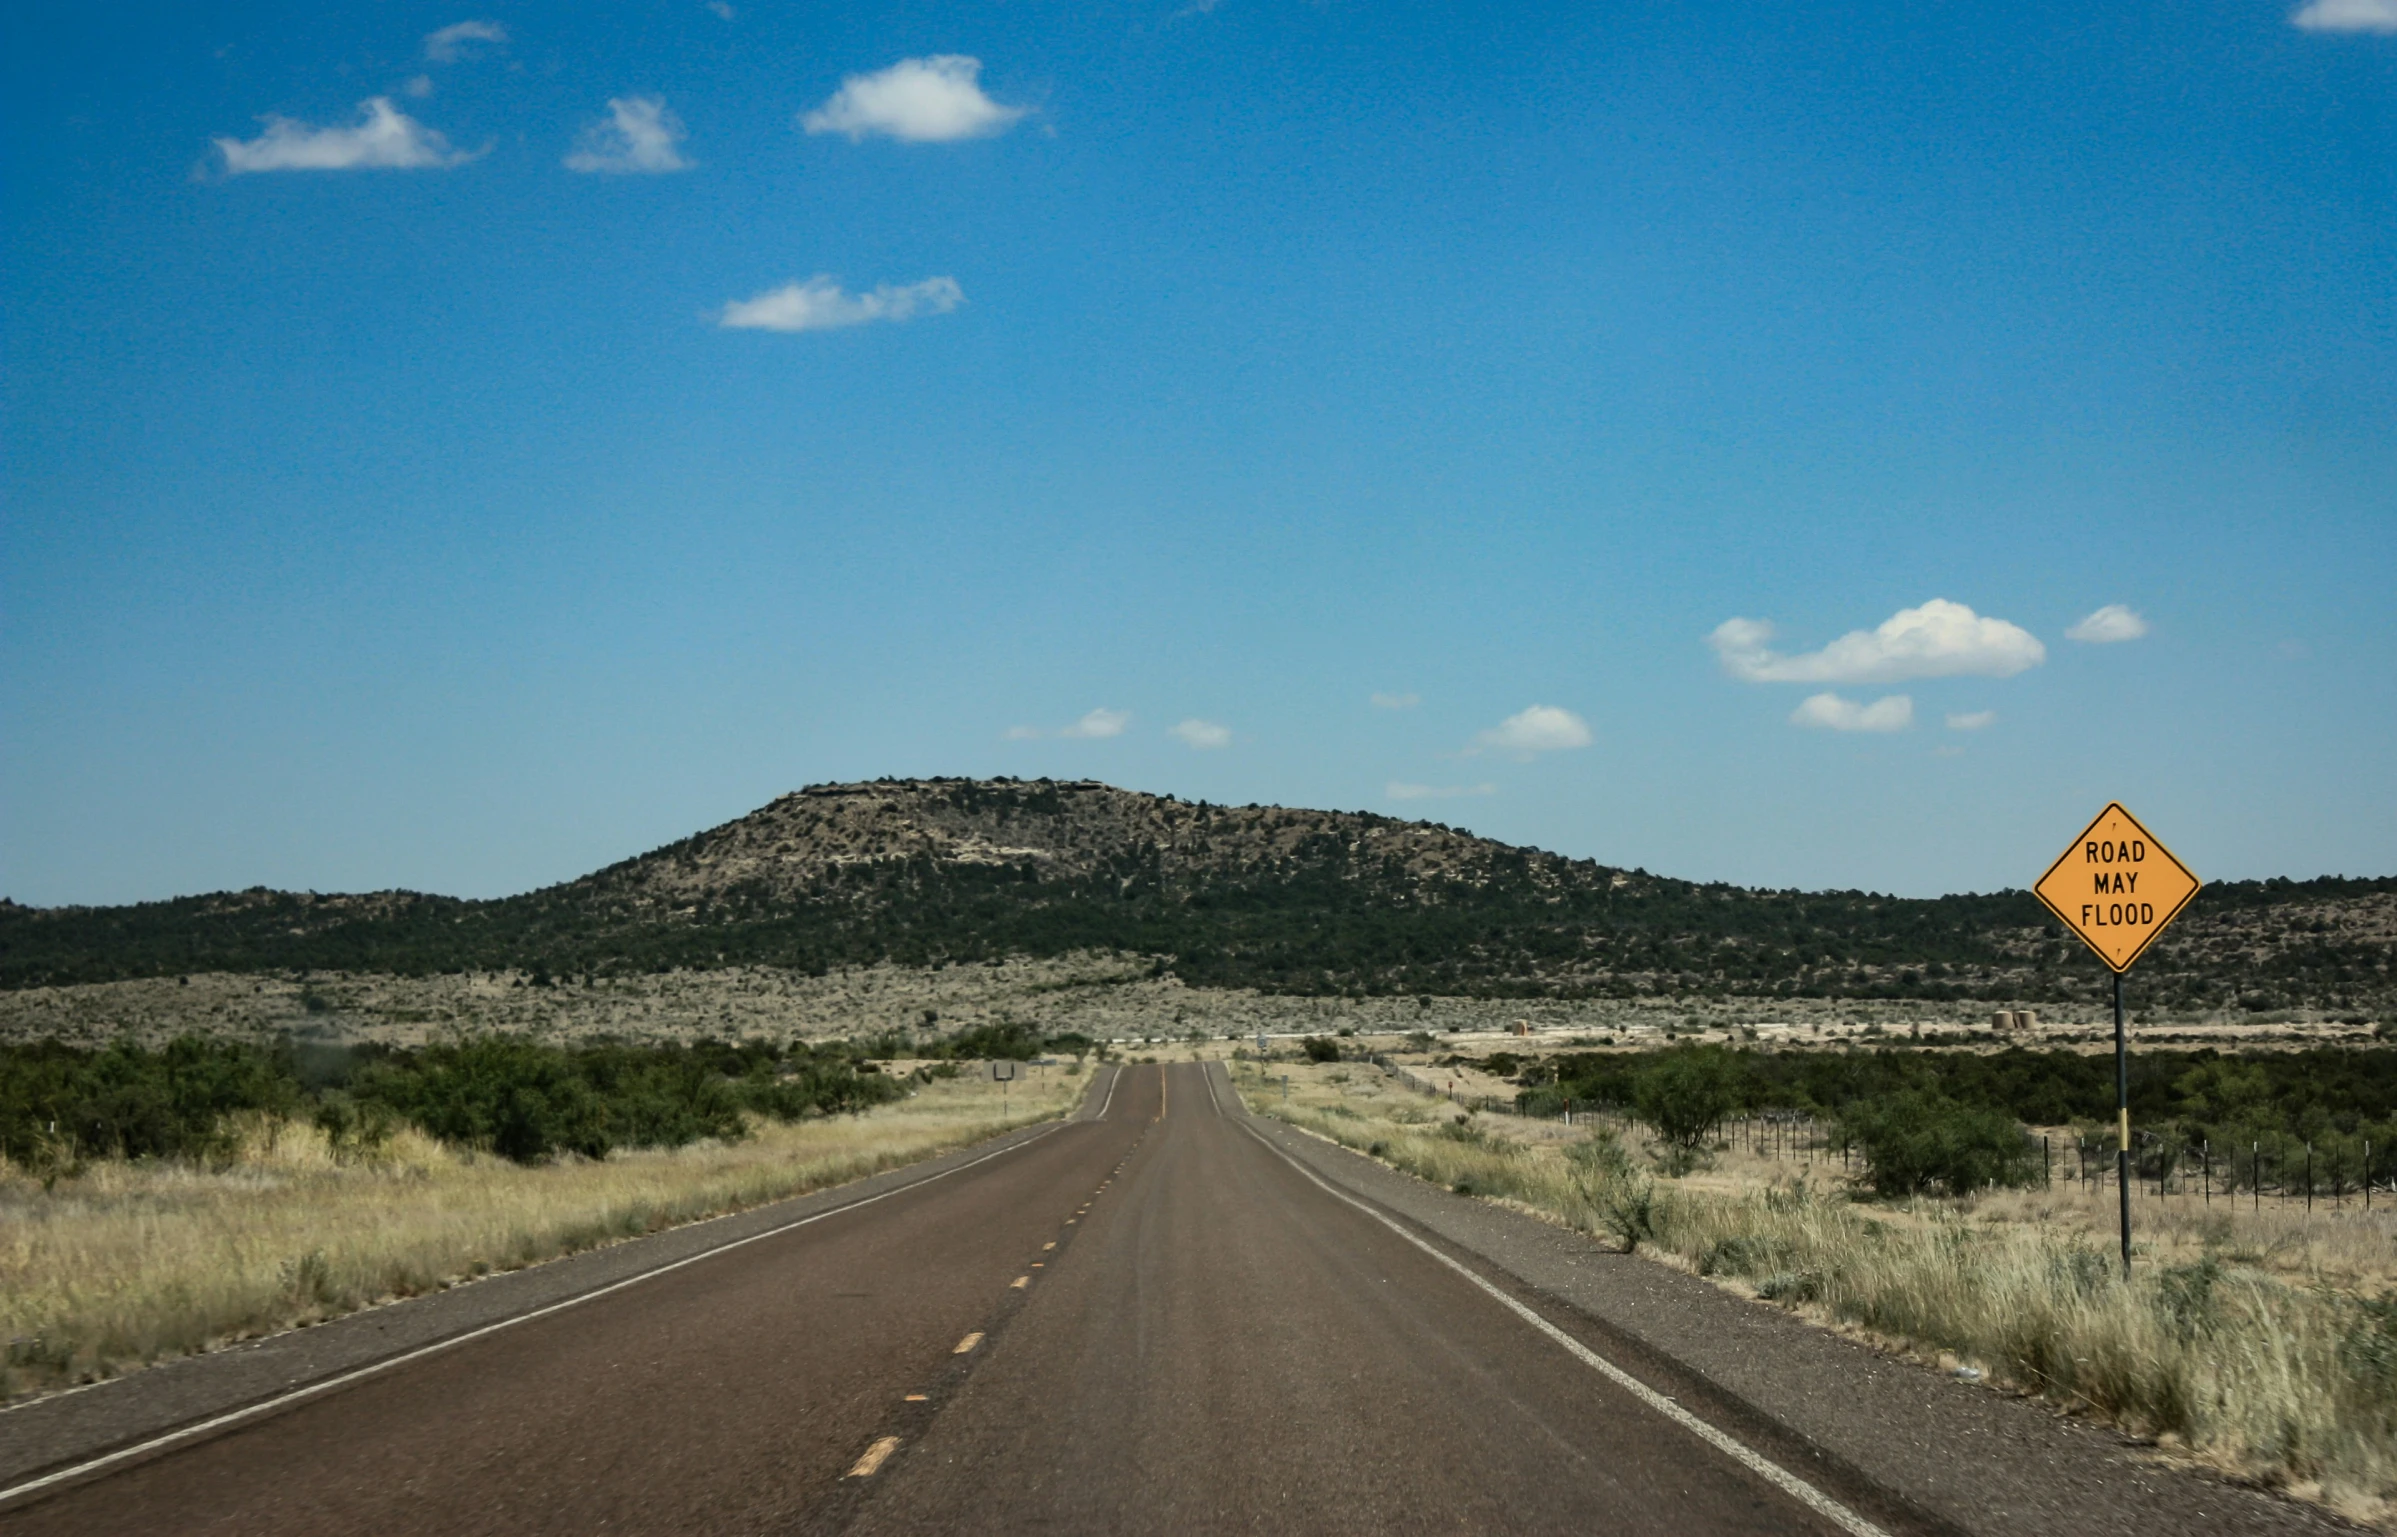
[
  {"left": 423, "top": 19, "right": 507, "bottom": 62},
  {"left": 2064, "top": 604, "right": 2149, "bottom": 644},
  {"left": 214, "top": 98, "right": 474, "bottom": 173},
  {"left": 1791, "top": 693, "right": 1913, "bottom": 732},
  {"left": 1710, "top": 599, "right": 2044, "bottom": 685},
  {"left": 1169, "top": 719, "right": 1232, "bottom": 750},
  {"left": 1370, "top": 692, "right": 1421, "bottom": 710},
  {"left": 718, "top": 275, "right": 962, "bottom": 333},
  {"left": 707, "top": 1, "right": 737, "bottom": 16},
  {"left": 1945, "top": 710, "right": 1996, "bottom": 731},
  {"left": 1060, "top": 708, "right": 1130, "bottom": 739},
  {"left": 1388, "top": 782, "right": 1497, "bottom": 801},
  {"left": 402, "top": 75, "right": 435, "bottom": 99},
  {"left": 2292, "top": 0, "right": 2397, "bottom": 31},
  {"left": 1001, "top": 724, "right": 1042, "bottom": 741},
  {"left": 1471, "top": 704, "right": 1592, "bottom": 756},
  {"left": 565, "top": 97, "right": 693, "bottom": 174},
  {"left": 800, "top": 55, "right": 1027, "bottom": 142}
]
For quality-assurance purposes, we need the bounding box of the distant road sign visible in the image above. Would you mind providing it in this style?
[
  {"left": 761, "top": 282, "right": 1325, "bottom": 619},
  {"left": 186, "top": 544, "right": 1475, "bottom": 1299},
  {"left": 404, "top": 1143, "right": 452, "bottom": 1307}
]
[
  {"left": 990, "top": 1060, "right": 1018, "bottom": 1082},
  {"left": 2033, "top": 802, "right": 2200, "bottom": 974}
]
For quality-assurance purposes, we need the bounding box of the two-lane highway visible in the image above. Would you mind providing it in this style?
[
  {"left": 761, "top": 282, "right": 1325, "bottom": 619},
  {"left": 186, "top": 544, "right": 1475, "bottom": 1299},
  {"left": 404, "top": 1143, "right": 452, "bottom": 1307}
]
[
  {"left": 840, "top": 1062, "right": 1867, "bottom": 1536},
  {"left": 4, "top": 1063, "right": 1886, "bottom": 1535}
]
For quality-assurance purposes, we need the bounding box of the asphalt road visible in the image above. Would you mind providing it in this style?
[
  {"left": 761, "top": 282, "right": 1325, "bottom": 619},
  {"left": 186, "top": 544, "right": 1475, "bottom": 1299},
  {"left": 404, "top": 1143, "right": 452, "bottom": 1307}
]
[{"left": 0, "top": 1063, "right": 2269, "bottom": 1536}]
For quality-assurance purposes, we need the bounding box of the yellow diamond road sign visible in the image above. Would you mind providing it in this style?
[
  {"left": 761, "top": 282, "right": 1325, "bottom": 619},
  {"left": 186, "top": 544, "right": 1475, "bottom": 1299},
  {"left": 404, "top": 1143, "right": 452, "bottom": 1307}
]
[{"left": 2034, "top": 802, "right": 2201, "bottom": 974}]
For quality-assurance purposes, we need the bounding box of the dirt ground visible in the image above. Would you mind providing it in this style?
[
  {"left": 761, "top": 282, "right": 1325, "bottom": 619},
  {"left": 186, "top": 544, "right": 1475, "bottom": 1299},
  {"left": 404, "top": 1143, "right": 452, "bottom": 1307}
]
[{"left": 0, "top": 955, "right": 2379, "bottom": 1053}]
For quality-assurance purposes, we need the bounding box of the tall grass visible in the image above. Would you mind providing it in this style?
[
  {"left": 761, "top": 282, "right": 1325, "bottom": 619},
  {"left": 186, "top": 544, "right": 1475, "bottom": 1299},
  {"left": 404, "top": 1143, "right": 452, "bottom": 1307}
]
[
  {"left": 1238, "top": 1062, "right": 2397, "bottom": 1524},
  {"left": 1, "top": 1073, "right": 1075, "bottom": 1403}
]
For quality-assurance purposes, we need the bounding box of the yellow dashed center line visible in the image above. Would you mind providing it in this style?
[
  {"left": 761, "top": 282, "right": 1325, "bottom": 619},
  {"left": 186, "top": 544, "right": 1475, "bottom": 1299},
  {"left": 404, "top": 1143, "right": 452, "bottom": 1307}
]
[
  {"left": 904, "top": 1393, "right": 928, "bottom": 1402},
  {"left": 1041, "top": 1242, "right": 1056, "bottom": 1251},
  {"left": 1010, "top": 1275, "right": 1030, "bottom": 1289},
  {"left": 846, "top": 1436, "right": 901, "bottom": 1478},
  {"left": 953, "top": 1332, "right": 984, "bottom": 1354}
]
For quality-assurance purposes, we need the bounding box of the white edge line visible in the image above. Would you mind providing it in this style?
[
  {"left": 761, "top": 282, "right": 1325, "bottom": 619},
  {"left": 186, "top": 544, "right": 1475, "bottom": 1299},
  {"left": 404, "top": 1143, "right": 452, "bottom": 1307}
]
[
  {"left": 0, "top": 1122, "right": 1065, "bottom": 1509},
  {"left": 1201, "top": 1061, "right": 1225, "bottom": 1118},
  {"left": 1095, "top": 1063, "right": 1120, "bottom": 1120},
  {"left": 1236, "top": 1119, "right": 1891, "bottom": 1537}
]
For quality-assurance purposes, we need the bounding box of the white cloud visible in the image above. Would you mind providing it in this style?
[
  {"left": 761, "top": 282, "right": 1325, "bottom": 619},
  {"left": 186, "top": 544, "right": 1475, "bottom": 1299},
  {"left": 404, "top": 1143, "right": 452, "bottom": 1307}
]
[
  {"left": 423, "top": 19, "right": 507, "bottom": 62},
  {"left": 402, "top": 75, "right": 435, "bottom": 99},
  {"left": 718, "top": 275, "right": 963, "bottom": 332},
  {"left": 2292, "top": 0, "right": 2397, "bottom": 31},
  {"left": 2064, "top": 604, "right": 2149, "bottom": 644},
  {"left": 1791, "top": 693, "right": 1914, "bottom": 732},
  {"left": 1369, "top": 692, "right": 1420, "bottom": 710},
  {"left": 1710, "top": 599, "right": 2045, "bottom": 685},
  {"left": 800, "top": 56, "right": 1027, "bottom": 142},
  {"left": 1388, "top": 782, "right": 1498, "bottom": 801},
  {"left": 1470, "top": 704, "right": 1592, "bottom": 756},
  {"left": 1060, "top": 708, "right": 1130, "bottom": 739},
  {"left": 1001, "top": 724, "right": 1042, "bottom": 741},
  {"left": 1169, "top": 718, "right": 1232, "bottom": 749},
  {"left": 707, "top": 1, "right": 737, "bottom": 16},
  {"left": 214, "top": 98, "right": 475, "bottom": 174},
  {"left": 565, "top": 97, "right": 693, "bottom": 174},
  {"left": 1945, "top": 710, "right": 1996, "bottom": 731}
]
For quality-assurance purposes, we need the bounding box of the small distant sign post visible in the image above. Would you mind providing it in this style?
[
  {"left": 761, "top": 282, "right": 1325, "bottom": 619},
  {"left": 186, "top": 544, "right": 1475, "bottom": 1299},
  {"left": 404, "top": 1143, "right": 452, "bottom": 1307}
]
[
  {"left": 2033, "top": 802, "right": 2200, "bottom": 1276},
  {"left": 991, "top": 1058, "right": 1017, "bottom": 1110}
]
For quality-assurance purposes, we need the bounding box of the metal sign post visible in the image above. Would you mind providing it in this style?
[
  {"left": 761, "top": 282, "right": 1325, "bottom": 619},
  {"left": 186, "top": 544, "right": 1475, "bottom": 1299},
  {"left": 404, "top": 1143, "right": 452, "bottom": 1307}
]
[
  {"left": 992, "top": 1058, "right": 1017, "bottom": 1111},
  {"left": 2033, "top": 802, "right": 2200, "bottom": 1277}
]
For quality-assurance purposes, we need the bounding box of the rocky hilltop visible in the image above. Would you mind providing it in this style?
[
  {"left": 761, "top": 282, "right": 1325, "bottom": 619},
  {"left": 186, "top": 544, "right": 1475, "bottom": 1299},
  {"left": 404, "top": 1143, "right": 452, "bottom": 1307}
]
[
  {"left": 1, "top": 778, "right": 2389, "bottom": 1016},
  {"left": 570, "top": 778, "right": 1625, "bottom": 910}
]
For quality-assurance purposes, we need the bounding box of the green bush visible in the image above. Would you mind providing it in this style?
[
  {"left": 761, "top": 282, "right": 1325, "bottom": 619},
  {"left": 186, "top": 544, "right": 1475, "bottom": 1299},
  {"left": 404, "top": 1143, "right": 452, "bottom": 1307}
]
[
  {"left": 354, "top": 1039, "right": 622, "bottom": 1162},
  {"left": 1839, "top": 1090, "right": 2036, "bottom": 1197},
  {"left": 1302, "top": 1036, "right": 1342, "bottom": 1063},
  {"left": 0, "top": 1037, "right": 299, "bottom": 1167},
  {"left": 0, "top": 1033, "right": 920, "bottom": 1169}
]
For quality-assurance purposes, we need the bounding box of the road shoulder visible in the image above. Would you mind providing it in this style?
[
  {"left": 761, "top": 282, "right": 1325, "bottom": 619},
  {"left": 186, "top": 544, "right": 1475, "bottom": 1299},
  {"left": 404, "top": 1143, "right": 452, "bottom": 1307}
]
[{"left": 1219, "top": 1065, "right": 2353, "bottom": 1537}]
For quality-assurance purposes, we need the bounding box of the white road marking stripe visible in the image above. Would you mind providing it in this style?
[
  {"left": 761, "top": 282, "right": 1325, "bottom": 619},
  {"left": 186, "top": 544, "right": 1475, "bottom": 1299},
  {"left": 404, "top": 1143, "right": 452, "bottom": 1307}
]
[
  {"left": 0, "top": 1123, "right": 1065, "bottom": 1509},
  {"left": 1238, "top": 1120, "right": 1891, "bottom": 1537},
  {"left": 1095, "top": 1064, "right": 1121, "bottom": 1119}
]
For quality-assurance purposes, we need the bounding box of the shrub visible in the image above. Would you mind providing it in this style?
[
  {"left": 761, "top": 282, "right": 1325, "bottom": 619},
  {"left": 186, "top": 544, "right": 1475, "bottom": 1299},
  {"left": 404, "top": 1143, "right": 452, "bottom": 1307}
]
[
  {"left": 0, "top": 1037, "right": 301, "bottom": 1168},
  {"left": 1839, "top": 1090, "right": 2036, "bottom": 1197},
  {"left": 1302, "top": 1036, "right": 1342, "bottom": 1063}
]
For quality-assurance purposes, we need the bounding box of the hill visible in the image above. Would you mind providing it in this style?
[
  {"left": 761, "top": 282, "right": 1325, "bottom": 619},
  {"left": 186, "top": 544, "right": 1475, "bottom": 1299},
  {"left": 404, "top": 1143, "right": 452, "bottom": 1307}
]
[{"left": 2, "top": 778, "right": 2391, "bottom": 1014}]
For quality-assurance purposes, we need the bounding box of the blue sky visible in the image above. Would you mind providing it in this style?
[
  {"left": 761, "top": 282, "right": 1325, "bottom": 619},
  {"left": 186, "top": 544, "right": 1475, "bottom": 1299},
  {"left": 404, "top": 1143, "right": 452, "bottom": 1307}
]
[{"left": 4, "top": 0, "right": 2392, "bottom": 906}]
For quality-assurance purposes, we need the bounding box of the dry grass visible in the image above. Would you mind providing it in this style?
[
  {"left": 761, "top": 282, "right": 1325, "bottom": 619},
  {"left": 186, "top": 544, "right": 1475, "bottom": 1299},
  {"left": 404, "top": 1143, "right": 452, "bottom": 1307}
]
[
  {"left": 1236, "top": 1059, "right": 2397, "bottom": 1527},
  {"left": 0, "top": 1067, "right": 1081, "bottom": 1404}
]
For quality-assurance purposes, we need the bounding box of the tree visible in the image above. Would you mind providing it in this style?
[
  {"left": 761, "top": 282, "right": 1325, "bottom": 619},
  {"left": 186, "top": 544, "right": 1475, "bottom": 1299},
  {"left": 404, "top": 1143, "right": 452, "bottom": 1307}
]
[{"left": 1634, "top": 1046, "right": 1739, "bottom": 1150}]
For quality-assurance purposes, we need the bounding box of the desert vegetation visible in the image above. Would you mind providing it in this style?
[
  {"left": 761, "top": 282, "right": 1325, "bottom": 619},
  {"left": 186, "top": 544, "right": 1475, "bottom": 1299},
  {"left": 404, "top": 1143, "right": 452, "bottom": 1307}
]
[
  {"left": 1238, "top": 1051, "right": 2397, "bottom": 1524},
  {"left": 1, "top": 1034, "right": 908, "bottom": 1173},
  {"left": 0, "top": 1045, "right": 1080, "bottom": 1403}
]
